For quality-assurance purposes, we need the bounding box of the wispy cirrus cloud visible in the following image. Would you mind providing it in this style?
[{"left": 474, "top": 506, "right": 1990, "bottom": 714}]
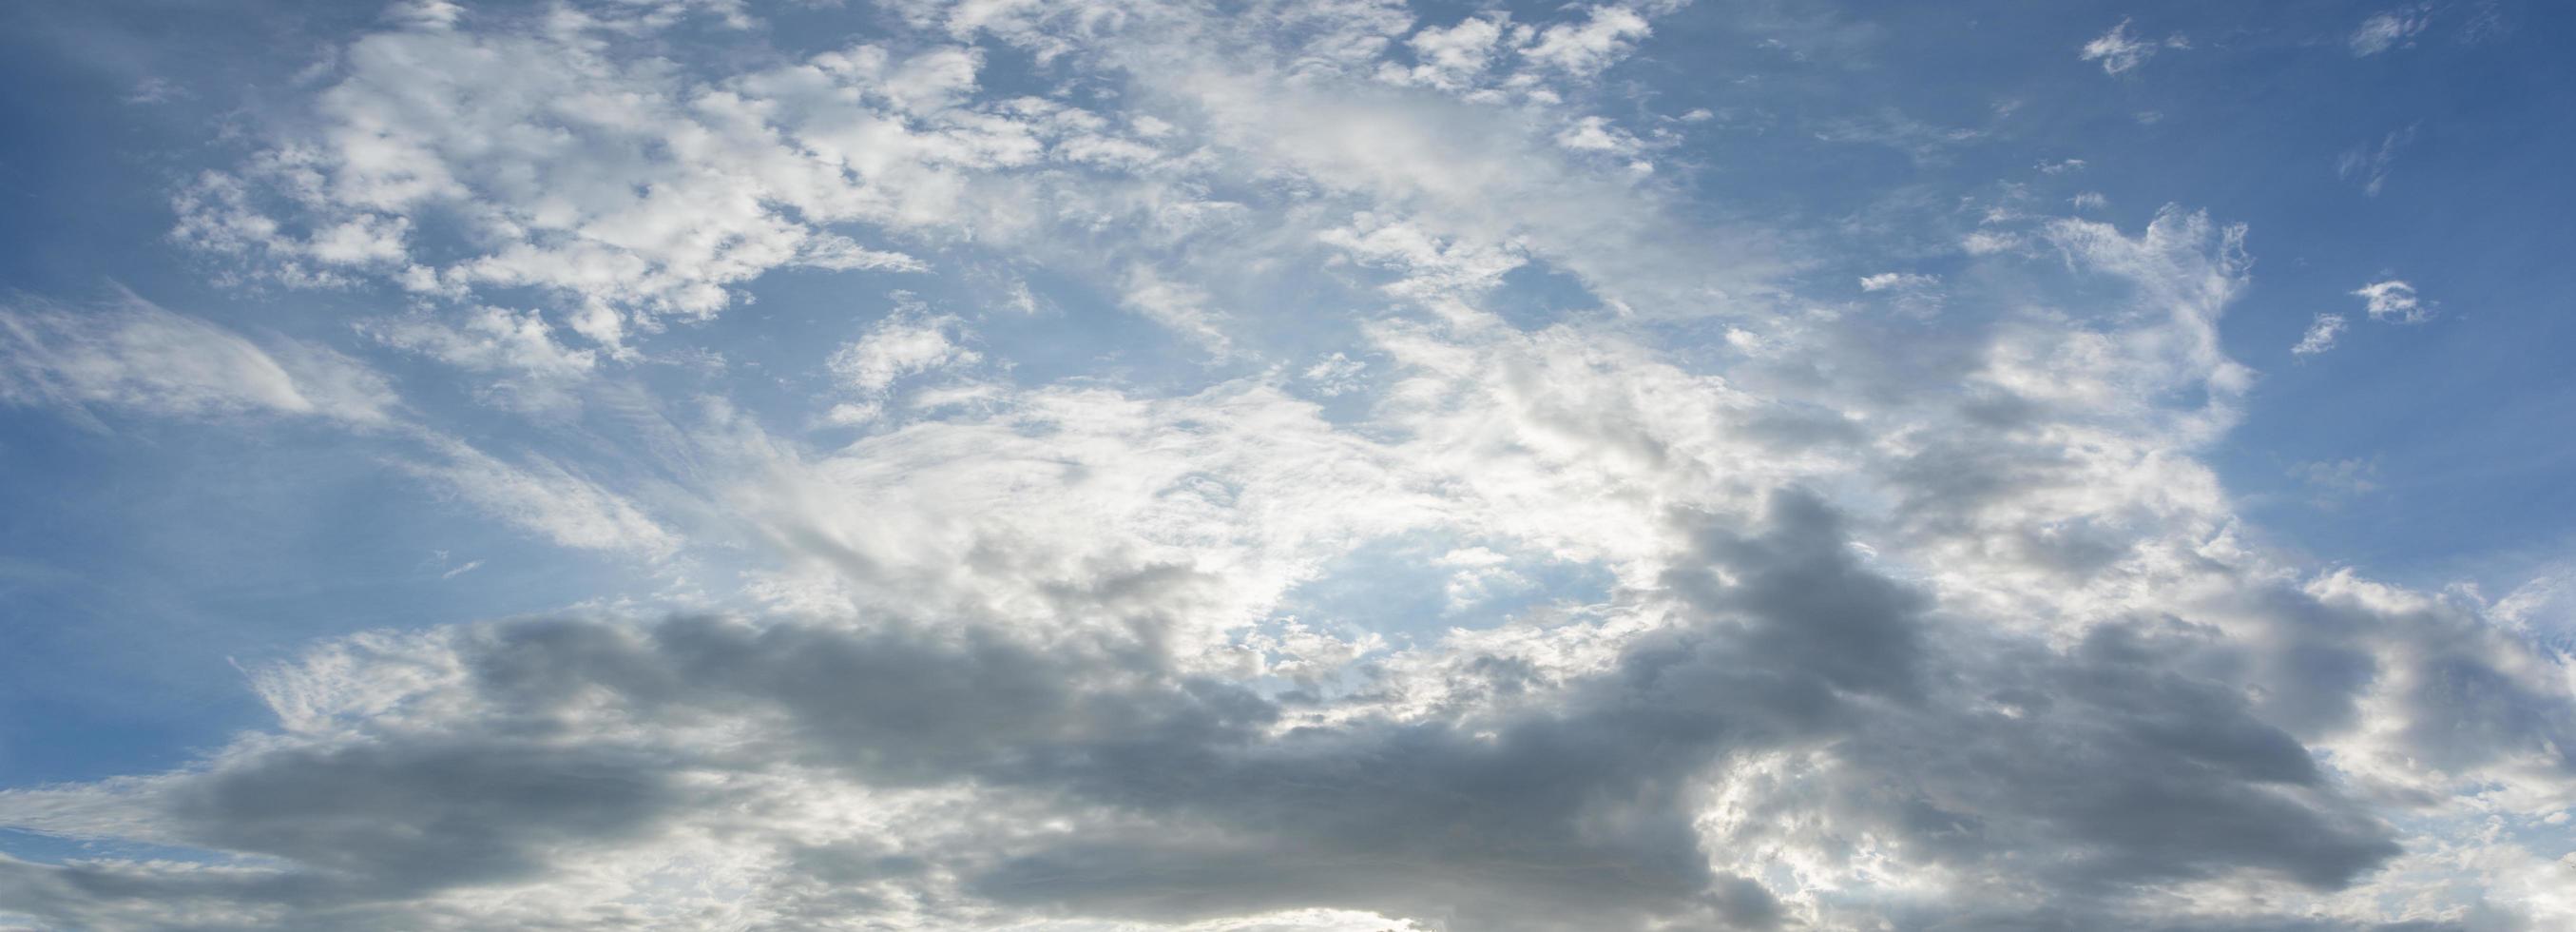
[
  {"left": 0, "top": 289, "right": 395, "bottom": 426},
  {"left": 2351, "top": 7, "right": 2432, "bottom": 56},
  {"left": 2081, "top": 17, "right": 2190, "bottom": 75},
  {"left": 2294, "top": 312, "right": 2350, "bottom": 356}
]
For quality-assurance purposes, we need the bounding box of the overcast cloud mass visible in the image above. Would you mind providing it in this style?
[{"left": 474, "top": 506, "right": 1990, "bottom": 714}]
[{"left": 2, "top": 1, "right": 2574, "bottom": 930}]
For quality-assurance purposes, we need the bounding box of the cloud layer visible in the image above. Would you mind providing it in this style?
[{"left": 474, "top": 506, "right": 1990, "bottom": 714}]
[{"left": 1, "top": 2, "right": 2570, "bottom": 931}]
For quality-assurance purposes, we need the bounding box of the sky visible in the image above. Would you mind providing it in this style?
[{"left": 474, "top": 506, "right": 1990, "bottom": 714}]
[{"left": 0, "top": 0, "right": 2572, "bottom": 929}]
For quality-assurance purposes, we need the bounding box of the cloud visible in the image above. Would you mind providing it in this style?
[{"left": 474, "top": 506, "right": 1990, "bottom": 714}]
[
  {"left": 2354, "top": 279, "right": 2433, "bottom": 323},
  {"left": 1857, "top": 271, "right": 1937, "bottom": 292},
  {"left": 2295, "top": 313, "right": 2350, "bottom": 356},
  {"left": 1519, "top": 6, "right": 1653, "bottom": 77},
  {"left": 2351, "top": 9, "right": 2432, "bottom": 56},
  {"left": 0, "top": 291, "right": 682, "bottom": 565},
  {"left": 397, "top": 434, "right": 680, "bottom": 559},
  {"left": 0, "top": 493, "right": 2475, "bottom": 930},
  {"left": 0, "top": 290, "right": 395, "bottom": 426},
  {"left": 2292, "top": 456, "right": 2381, "bottom": 500},
  {"left": 1813, "top": 108, "right": 1987, "bottom": 164},
  {"left": 2338, "top": 126, "right": 2417, "bottom": 197},
  {"left": 2081, "top": 18, "right": 2190, "bottom": 75},
  {"left": 1301, "top": 352, "right": 1368, "bottom": 397},
  {"left": 168, "top": 13, "right": 1067, "bottom": 349},
  {"left": 363, "top": 305, "right": 599, "bottom": 413},
  {"left": 15, "top": 240, "right": 2566, "bottom": 927},
  {"left": 1390, "top": 15, "right": 1509, "bottom": 89},
  {"left": 1120, "top": 265, "right": 1235, "bottom": 354},
  {"left": 1858, "top": 271, "right": 1943, "bottom": 312},
  {"left": 824, "top": 297, "right": 984, "bottom": 423},
  {"left": 5, "top": 1, "right": 2574, "bottom": 930}
]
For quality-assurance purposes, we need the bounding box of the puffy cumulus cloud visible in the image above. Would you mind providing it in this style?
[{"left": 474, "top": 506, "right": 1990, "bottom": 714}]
[
  {"left": 0, "top": 290, "right": 395, "bottom": 426},
  {"left": 824, "top": 297, "right": 986, "bottom": 424},
  {"left": 2355, "top": 279, "right": 2434, "bottom": 323},
  {"left": 7, "top": 1, "right": 2574, "bottom": 931},
  {"left": 16, "top": 201, "right": 2575, "bottom": 929},
  {"left": 1386, "top": 14, "right": 1510, "bottom": 90},
  {"left": 1374, "top": 2, "right": 1682, "bottom": 103},
  {"left": 174, "top": 0, "right": 1750, "bottom": 368},
  {"left": 1300, "top": 352, "right": 1369, "bottom": 397},
  {"left": 167, "top": 7, "right": 1116, "bottom": 349},
  {"left": 11, "top": 490, "right": 2555, "bottom": 930},
  {"left": 1518, "top": 5, "right": 1655, "bottom": 78},
  {"left": 1832, "top": 207, "right": 2259, "bottom": 606}
]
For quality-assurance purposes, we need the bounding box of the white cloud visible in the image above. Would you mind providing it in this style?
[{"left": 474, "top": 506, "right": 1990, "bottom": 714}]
[
  {"left": 830, "top": 308, "right": 979, "bottom": 398},
  {"left": 1302, "top": 352, "right": 1369, "bottom": 396},
  {"left": 1119, "top": 265, "right": 1233, "bottom": 353},
  {"left": 2354, "top": 279, "right": 2433, "bottom": 322},
  {"left": 2294, "top": 313, "right": 2349, "bottom": 356},
  {"left": 7, "top": 3, "right": 2573, "bottom": 931},
  {"left": 364, "top": 306, "right": 599, "bottom": 412},
  {"left": 1857, "top": 271, "right": 1937, "bottom": 292},
  {"left": 2337, "top": 126, "right": 2416, "bottom": 198},
  {"left": 0, "top": 292, "right": 681, "bottom": 564},
  {"left": 796, "top": 235, "right": 929, "bottom": 273},
  {"left": 1519, "top": 6, "right": 1653, "bottom": 77},
  {"left": 1858, "top": 270, "right": 1945, "bottom": 315},
  {"left": 2491, "top": 566, "right": 2575, "bottom": 634},
  {"left": 170, "top": 15, "right": 1064, "bottom": 350},
  {"left": 1553, "top": 115, "right": 1641, "bottom": 155},
  {"left": 399, "top": 434, "right": 679, "bottom": 559},
  {"left": 1389, "top": 14, "right": 1509, "bottom": 89},
  {"left": 2351, "top": 9, "right": 2432, "bottom": 56},
  {"left": 0, "top": 290, "right": 395, "bottom": 425},
  {"left": 824, "top": 300, "right": 984, "bottom": 423},
  {"left": 1960, "top": 229, "right": 2023, "bottom": 255},
  {"left": 2080, "top": 18, "right": 2189, "bottom": 75}
]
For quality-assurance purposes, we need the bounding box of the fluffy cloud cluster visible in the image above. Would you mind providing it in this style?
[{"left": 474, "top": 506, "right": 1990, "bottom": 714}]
[
  {"left": 2355, "top": 279, "right": 2434, "bottom": 323},
  {"left": 3, "top": 2, "right": 2571, "bottom": 931}
]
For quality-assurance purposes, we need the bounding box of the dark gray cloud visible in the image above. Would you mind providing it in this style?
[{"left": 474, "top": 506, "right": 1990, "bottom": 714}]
[
  {"left": 0, "top": 493, "right": 2445, "bottom": 930},
  {"left": 957, "top": 493, "right": 2411, "bottom": 928}
]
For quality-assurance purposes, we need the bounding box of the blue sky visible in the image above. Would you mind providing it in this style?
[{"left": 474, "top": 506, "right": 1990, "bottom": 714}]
[{"left": 1, "top": 1, "right": 2572, "bottom": 929}]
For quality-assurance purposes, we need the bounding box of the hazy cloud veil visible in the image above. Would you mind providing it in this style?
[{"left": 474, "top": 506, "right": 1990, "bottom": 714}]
[{"left": 1, "top": 1, "right": 2571, "bottom": 930}]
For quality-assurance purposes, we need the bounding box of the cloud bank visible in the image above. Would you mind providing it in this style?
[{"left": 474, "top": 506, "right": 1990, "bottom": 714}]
[{"left": 1, "top": 2, "right": 2570, "bottom": 931}]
